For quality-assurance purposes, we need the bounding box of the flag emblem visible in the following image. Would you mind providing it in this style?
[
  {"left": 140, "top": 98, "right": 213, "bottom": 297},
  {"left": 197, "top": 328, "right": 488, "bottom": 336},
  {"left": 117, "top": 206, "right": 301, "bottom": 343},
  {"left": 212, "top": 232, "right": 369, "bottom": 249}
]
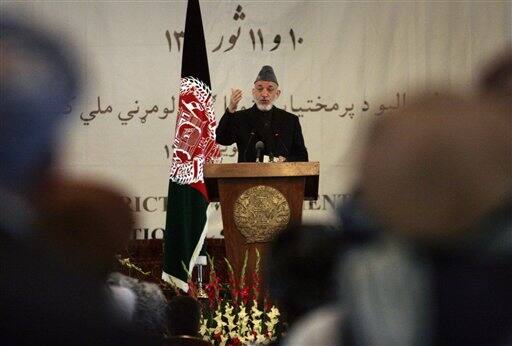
[{"left": 171, "top": 76, "right": 219, "bottom": 186}]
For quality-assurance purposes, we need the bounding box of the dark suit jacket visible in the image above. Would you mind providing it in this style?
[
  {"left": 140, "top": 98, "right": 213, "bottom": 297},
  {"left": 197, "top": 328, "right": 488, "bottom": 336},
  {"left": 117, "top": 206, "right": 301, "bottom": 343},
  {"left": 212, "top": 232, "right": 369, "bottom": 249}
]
[{"left": 216, "top": 104, "right": 308, "bottom": 162}]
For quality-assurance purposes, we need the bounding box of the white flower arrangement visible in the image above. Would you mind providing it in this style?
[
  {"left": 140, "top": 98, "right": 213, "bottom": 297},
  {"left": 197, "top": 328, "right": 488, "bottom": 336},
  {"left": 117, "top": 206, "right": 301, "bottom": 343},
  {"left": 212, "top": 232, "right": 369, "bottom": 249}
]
[
  {"left": 200, "top": 300, "right": 279, "bottom": 346},
  {"left": 194, "top": 251, "right": 281, "bottom": 346}
]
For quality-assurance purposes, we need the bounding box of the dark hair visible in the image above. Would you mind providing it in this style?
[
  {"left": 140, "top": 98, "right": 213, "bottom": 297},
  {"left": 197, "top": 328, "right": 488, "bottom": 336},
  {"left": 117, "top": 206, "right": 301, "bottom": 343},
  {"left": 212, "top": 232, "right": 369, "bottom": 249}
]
[
  {"left": 263, "top": 224, "right": 343, "bottom": 326},
  {"left": 480, "top": 50, "right": 512, "bottom": 96},
  {"left": 167, "top": 296, "right": 201, "bottom": 336}
]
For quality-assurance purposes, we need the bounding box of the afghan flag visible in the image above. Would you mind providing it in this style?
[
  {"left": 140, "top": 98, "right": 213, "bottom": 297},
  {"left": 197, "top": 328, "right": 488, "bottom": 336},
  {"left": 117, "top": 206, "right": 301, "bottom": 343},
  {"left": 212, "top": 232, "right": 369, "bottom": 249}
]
[{"left": 162, "top": 0, "right": 220, "bottom": 292}]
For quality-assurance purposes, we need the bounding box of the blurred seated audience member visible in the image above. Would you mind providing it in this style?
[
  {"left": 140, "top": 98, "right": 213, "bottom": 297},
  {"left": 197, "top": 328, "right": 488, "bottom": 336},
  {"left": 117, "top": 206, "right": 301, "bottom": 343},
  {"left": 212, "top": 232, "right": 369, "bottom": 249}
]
[
  {"left": 0, "top": 18, "right": 79, "bottom": 237},
  {"left": 37, "top": 179, "right": 134, "bottom": 281},
  {"left": 285, "top": 91, "right": 511, "bottom": 346},
  {"left": 167, "top": 296, "right": 202, "bottom": 337},
  {"left": 478, "top": 49, "right": 512, "bottom": 125},
  {"left": 283, "top": 194, "right": 384, "bottom": 346},
  {"left": 166, "top": 296, "right": 210, "bottom": 345},
  {"left": 108, "top": 272, "right": 168, "bottom": 337},
  {"left": 337, "top": 94, "right": 511, "bottom": 346},
  {"left": 337, "top": 188, "right": 383, "bottom": 245},
  {"left": 109, "top": 283, "right": 137, "bottom": 324},
  {"left": 479, "top": 49, "right": 512, "bottom": 97},
  {"left": 263, "top": 225, "right": 344, "bottom": 332},
  {"left": 0, "top": 17, "right": 152, "bottom": 344},
  {"left": 39, "top": 179, "right": 169, "bottom": 338},
  {"left": 359, "top": 94, "right": 510, "bottom": 243}
]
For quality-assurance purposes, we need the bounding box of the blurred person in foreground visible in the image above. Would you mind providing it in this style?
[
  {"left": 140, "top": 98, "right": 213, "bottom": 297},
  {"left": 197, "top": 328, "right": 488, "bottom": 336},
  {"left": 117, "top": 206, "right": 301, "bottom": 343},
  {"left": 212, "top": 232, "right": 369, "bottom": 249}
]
[
  {"left": 0, "top": 18, "right": 152, "bottom": 344},
  {"left": 285, "top": 93, "right": 511, "bottom": 345},
  {"left": 166, "top": 295, "right": 201, "bottom": 337},
  {"left": 263, "top": 225, "right": 344, "bottom": 344},
  {"left": 38, "top": 179, "right": 168, "bottom": 339},
  {"left": 479, "top": 49, "right": 512, "bottom": 98},
  {"left": 108, "top": 271, "right": 168, "bottom": 338},
  {"left": 165, "top": 295, "right": 210, "bottom": 346},
  {"left": 346, "top": 94, "right": 510, "bottom": 345}
]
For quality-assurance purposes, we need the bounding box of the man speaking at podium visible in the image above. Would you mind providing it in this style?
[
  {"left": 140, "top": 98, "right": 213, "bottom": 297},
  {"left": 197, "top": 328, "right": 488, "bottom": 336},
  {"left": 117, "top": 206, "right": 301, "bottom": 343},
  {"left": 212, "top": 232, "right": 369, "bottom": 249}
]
[{"left": 216, "top": 66, "right": 308, "bottom": 163}]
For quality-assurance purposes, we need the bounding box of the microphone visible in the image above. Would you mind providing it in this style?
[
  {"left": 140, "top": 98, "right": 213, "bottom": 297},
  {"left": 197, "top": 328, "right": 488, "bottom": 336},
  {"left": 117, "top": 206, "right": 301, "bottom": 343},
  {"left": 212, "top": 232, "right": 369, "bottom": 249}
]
[
  {"left": 243, "top": 132, "right": 255, "bottom": 162},
  {"left": 274, "top": 133, "right": 289, "bottom": 158},
  {"left": 255, "top": 141, "right": 265, "bottom": 163}
]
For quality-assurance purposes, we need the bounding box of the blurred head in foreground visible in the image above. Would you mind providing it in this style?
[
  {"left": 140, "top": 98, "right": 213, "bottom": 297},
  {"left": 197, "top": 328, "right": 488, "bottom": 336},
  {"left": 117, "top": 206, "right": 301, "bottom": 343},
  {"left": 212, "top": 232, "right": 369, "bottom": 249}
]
[
  {"left": 167, "top": 295, "right": 201, "bottom": 336},
  {"left": 37, "top": 179, "right": 134, "bottom": 278},
  {"left": 479, "top": 49, "right": 512, "bottom": 98},
  {"left": 358, "top": 94, "right": 511, "bottom": 245},
  {"left": 263, "top": 225, "right": 343, "bottom": 326},
  {"left": 0, "top": 18, "right": 79, "bottom": 194}
]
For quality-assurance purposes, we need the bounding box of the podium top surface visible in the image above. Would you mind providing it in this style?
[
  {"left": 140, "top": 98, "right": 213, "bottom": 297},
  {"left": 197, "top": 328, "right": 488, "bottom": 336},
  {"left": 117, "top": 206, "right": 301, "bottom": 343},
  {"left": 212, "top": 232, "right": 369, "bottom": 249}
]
[
  {"left": 204, "top": 161, "right": 319, "bottom": 201},
  {"left": 204, "top": 161, "right": 319, "bottom": 178}
]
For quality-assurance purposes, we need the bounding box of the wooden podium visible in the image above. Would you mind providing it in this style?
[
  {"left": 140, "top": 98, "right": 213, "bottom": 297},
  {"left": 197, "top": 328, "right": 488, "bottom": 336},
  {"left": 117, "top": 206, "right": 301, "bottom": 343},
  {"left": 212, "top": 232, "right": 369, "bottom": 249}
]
[{"left": 204, "top": 162, "right": 319, "bottom": 285}]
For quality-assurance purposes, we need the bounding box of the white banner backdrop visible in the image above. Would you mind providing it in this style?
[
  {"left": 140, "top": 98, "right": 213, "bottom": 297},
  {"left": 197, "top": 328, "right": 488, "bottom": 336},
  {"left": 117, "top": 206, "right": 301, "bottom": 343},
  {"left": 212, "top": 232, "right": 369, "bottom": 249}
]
[{"left": 3, "top": 1, "right": 511, "bottom": 238}]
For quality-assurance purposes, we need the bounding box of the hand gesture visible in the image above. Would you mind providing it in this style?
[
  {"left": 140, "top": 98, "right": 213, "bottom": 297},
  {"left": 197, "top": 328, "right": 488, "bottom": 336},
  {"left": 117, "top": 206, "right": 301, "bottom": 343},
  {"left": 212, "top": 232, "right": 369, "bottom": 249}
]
[{"left": 228, "top": 88, "right": 243, "bottom": 113}]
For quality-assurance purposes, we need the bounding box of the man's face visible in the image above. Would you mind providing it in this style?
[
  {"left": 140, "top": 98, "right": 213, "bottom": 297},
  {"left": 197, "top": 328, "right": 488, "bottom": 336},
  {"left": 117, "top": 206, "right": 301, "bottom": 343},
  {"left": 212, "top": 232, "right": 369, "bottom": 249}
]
[{"left": 252, "top": 81, "right": 281, "bottom": 111}]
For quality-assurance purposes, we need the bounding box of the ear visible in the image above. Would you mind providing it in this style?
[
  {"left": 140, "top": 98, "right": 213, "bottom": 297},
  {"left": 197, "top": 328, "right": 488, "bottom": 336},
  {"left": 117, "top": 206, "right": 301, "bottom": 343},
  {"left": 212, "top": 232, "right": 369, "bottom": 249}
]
[{"left": 276, "top": 89, "right": 281, "bottom": 98}]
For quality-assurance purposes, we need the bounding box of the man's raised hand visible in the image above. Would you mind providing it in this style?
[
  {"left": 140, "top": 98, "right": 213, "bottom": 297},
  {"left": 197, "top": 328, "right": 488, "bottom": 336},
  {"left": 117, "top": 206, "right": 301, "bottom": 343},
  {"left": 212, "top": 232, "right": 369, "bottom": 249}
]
[{"left": 228, "top": 88, "right": 243, "bottom": 113}]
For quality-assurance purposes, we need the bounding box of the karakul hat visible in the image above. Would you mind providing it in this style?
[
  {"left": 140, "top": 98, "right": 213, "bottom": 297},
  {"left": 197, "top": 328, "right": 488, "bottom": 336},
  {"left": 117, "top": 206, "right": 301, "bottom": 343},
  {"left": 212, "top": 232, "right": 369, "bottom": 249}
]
[{"left": 255, "top": 65, "right": 278, "bottom": 85}]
